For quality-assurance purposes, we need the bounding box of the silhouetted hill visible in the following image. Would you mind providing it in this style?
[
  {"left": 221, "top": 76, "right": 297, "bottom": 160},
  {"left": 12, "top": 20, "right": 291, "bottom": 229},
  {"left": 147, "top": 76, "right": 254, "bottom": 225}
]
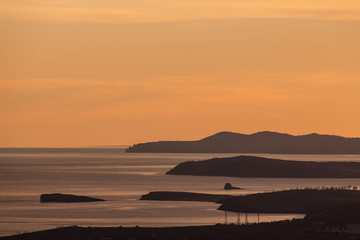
[
  {"left": 2, "top": 221, "right": 350, "bottom": 240},
  {"left": 166, "top": 155, "right": 360, "bottom": 178},
  {"left": 125, "top": 131, "right": 360, "bottom": 153},
  {"left": 218, "top": 189, "right": 360, "bottom": 213}
]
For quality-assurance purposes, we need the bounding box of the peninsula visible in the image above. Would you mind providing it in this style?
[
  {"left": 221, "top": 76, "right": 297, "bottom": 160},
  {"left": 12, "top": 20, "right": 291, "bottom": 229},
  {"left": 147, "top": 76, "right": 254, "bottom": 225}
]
[
  {"left": 140, "top": 191, "right": 232, "bottom": 202},
  {"left": 126, "top": 131, "right": 360, "bottom": 154},
  {"left": 166, "top": 155, "right": 360, "bottom": 178}
]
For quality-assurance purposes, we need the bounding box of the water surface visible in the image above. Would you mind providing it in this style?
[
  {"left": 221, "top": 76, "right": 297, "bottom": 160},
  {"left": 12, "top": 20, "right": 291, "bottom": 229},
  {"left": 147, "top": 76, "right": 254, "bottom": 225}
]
[{"left": 1, "top": 148, "right": 360, "bottom": 236}]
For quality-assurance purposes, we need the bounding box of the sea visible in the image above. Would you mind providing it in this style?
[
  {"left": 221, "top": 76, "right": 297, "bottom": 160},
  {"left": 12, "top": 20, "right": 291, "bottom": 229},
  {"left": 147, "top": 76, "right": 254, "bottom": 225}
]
[{"left": 1, "top": 148, "right": 360, "bottom": 237}]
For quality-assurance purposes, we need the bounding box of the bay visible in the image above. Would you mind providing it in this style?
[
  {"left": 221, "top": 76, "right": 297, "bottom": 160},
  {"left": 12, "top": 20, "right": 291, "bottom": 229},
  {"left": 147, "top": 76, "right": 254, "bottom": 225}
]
[{"left": 1, "top": 148, "right": 360, "bottom": 237}]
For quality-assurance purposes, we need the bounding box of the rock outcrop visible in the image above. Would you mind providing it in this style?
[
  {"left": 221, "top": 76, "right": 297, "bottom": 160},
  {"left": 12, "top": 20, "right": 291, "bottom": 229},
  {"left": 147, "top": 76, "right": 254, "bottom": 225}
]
[{"left": 224, "top": 183, "right": 241, "bottom": 190}]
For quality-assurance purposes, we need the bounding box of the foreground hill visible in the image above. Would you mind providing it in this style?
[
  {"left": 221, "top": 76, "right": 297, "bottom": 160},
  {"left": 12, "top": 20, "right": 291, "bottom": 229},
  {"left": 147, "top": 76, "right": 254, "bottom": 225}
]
[
  {"left": 1, "top": 220, "right": 352, "bottom": 240},
  {"left": 218, "top": 189, "right": 360, "bottom": 213},
  {"left": 305, "top": 202, "right": 360, "bottom": 225},
  {"left": 166, "top": 155, "right": 360, "bottom": 178},
  {"left": 126, "top": 131, "right": 360, "bottom": 153}
]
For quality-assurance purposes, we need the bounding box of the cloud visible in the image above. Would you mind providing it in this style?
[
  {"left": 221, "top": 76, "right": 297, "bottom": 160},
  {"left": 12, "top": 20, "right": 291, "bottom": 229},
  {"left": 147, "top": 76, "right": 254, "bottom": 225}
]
[{"left": 1, "top": 0, "right": 360, "bottom": 24}]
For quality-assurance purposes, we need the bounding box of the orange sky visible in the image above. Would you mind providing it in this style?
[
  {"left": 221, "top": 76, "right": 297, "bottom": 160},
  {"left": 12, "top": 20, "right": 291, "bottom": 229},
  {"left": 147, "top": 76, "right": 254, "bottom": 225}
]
[{"left": 1, "top": 0, "right": 360, "bottom": 147}]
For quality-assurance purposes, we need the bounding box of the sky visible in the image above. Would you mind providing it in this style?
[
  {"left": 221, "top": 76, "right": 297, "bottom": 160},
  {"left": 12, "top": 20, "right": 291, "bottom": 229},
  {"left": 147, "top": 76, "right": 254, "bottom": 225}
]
[{"left": 1, "top": 0, "right": 360, "bottom": 147}]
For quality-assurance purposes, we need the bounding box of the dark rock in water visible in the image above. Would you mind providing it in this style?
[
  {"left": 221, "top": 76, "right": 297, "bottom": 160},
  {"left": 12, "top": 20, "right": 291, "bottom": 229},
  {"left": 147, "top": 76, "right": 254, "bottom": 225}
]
[
  {"left": 40, "top": 193, "right": 105, "bottom": 202},
  {"left": 224, "top": 183, "right": 241, "bottom": 190}
]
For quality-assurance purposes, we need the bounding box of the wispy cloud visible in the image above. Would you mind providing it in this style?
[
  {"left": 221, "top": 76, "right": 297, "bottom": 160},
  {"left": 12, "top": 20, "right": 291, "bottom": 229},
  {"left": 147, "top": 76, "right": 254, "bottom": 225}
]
[{"left": 1, "top": 0, "right": 360, "bottom": 24}]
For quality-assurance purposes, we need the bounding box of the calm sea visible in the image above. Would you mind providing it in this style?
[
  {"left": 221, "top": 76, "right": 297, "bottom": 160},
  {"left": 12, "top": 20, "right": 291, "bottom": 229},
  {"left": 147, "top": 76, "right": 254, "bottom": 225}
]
[{"left": 1, "top": 148, "right": 360, "bottom": 237}]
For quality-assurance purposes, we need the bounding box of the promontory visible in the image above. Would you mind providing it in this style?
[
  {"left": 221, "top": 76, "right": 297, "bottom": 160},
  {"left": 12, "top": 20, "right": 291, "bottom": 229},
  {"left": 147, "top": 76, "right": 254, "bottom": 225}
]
[{"left": 166, "top": 155, "right": 360, "bottom": 178}]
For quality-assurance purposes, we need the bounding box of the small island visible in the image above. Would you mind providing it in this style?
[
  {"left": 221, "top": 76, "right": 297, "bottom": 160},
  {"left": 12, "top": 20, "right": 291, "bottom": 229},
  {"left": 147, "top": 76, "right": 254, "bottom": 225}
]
[
  {"left": 224, "top": 183, "right": 242, "bottom": 190},
  {"left": 40, "top": 193, "right": 105, "bottom": 203},
  {"left": 167, "top": 155, "right": 360, "bottom": 178}
]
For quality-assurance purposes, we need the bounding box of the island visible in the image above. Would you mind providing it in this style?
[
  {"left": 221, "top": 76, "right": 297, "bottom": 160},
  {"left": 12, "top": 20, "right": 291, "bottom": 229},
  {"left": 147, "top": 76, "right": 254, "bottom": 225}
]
[
  {"left": 125, "top": 131, "right": 360, "bottom": 154},
  {"left": 166, "top": 155, "right": 360, "bottom": 178},
  {"left": 224, "top": 183, "right": 242, "bottom": 190},
  {"left": 140, "top": 191, "right": 232, "bottom": 202},
  {"left": 40, "top": 193, "right": 105, "bottom": 203}
]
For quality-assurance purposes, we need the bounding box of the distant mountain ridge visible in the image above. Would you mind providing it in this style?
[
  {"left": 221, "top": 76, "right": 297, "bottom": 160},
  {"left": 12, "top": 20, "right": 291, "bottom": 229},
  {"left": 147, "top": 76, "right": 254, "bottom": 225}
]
[{"left": 125, "top": 131, "right": 360, "bottom": 154}]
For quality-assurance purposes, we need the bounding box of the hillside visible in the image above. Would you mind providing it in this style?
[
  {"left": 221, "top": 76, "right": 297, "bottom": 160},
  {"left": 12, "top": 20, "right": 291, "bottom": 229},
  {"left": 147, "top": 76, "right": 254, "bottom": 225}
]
[
  {"left": 1, "top": 221, "right": 348, "bottom": 240},
  {"left": 125, "top": 131, "right": 360, "bottom": 153},
  {"left": 218, "top": 189, "right": 360, "bottom": 213},
  {"left": 305, "top": 202, "right": 360, "bottom": 225},
  {"left": 166, "top": 155, "right": 360, "bottom": 178}
]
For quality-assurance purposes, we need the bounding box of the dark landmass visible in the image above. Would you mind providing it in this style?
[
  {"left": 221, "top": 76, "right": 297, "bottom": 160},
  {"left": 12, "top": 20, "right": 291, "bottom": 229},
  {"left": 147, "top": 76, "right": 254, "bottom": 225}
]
[
  {"left": 140, "top": 191, "right": 232, "bottom": 202},
  {"left": 40, "top": 193, "right": 105, "bottom": 203},
  {"left": 2, "top": 220, "right": 358, "bottom": 240},
  {"left": 218, "top": 189, "right": 360, "bottom": 213},
  {"left": 167, "top": 155, "right": 360, "bottom": 178},
  {"left": 305, "top": 202, "right": 360, "bottom": 225},
  {"left": 126, "top": 131, "right": 360, "bottom": 153},
  {"left": 224, "top": 183, "right": 242, "bottom": 190}
]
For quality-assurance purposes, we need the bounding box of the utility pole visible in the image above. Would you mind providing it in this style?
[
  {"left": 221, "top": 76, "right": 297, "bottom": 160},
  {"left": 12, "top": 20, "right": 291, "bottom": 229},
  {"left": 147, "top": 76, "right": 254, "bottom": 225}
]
[
  {"left": 225, "top": 210, "right": 228, "bottom": 225},
  {"left": 236, "top": 212, "right": 240, "bottom": 225}
]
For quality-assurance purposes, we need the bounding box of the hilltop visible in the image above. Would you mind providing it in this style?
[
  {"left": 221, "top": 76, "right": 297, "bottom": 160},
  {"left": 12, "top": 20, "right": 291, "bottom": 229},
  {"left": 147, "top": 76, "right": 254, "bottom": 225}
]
[{"left": 125, "top": 131, "right": 360, "bottom": 154}]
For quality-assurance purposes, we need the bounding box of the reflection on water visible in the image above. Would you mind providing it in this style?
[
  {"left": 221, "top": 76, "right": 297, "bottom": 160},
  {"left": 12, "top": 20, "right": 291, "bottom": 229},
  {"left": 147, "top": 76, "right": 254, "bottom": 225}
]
[{"left": 1, "top": 148, "right": 360, "bottom": 236}]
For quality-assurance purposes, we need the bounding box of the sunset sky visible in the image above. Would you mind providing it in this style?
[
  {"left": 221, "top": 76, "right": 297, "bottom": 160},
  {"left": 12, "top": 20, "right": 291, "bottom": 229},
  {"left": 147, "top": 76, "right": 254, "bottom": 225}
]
[{"left": 1, "top": 0, "right": 360, "bottom": 147}]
